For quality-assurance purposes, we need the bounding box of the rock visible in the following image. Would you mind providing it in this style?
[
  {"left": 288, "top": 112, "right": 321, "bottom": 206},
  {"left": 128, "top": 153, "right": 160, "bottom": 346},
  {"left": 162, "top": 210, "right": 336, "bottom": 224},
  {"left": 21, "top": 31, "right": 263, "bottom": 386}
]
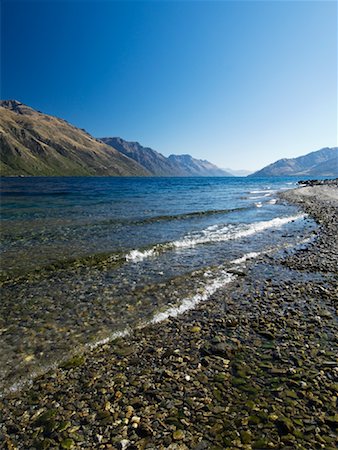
[
  {"left": 240, "top": 430, "right": 252, "bottom": 444},
  {"left": 60, "top": 439, "right": 75, "bottom": 449},
  {"left": 276, "top": 417, "right": 295, "bottom": 435},
  {"left": 173, "top": 430, "right": 185, "bottom": 440},
  {"left": 193, "top": 441, "right": 209, "bottom": 450},
  {"left": 61, "top": 355, "right": 86, "bottom": 369},
  {"left": 252, "top": 438, "right": 270, "bottom": 449},
  {"left": 209, "top": 343, "right": 236, "bottom": 358},
  {"left": 325, "top": 413, "right": 338, "bottom": 428},
  {"left": 34, "top": 409, "right": 57, "bottom": 425}
]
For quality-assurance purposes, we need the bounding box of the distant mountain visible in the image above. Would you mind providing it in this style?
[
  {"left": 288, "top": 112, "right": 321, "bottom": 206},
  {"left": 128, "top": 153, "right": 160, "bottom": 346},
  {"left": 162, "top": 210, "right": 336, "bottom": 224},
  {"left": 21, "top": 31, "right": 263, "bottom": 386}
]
[
  {"left": 167, "top": 154, "right": 231, "bottom": 176},
  {"left": 0, "top": 100, "right": 149, "bottom": 176},
  {"left": 249, "top": 147, "right": 338, "bottom": 177},
  {"left": 101, "top": 137, "right": 232, "bottom": 177},
  {"left": 224, "top": 168, "right": 253, "bottom": 177},
  {"left": 101, "top": 137, "right": 178, "bottom": 176}
]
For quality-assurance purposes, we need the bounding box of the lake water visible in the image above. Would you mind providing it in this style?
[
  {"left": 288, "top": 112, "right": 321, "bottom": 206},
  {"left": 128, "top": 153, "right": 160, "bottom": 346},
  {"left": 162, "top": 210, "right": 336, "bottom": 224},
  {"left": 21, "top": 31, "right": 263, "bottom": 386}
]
[{"left": 0, "top": 176, "right": 316, "bottom": 394}]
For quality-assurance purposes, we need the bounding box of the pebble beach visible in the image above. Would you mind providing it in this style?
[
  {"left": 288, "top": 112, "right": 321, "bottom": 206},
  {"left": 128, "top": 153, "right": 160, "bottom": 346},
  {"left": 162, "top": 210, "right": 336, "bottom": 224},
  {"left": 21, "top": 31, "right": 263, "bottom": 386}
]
[{"left": 0, "top": 180, "right": 337, "bottom": 450}]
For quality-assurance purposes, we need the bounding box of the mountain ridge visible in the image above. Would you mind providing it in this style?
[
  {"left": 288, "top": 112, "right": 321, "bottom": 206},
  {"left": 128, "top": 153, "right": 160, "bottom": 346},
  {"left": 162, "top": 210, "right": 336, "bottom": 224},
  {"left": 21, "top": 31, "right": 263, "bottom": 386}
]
[
  {"left": 0, "top": 100, "right": 230, "bottom": 177},
  {"left": 249, "top": 147, "right": 338, "bottom": 177},
  {"left": 1, "top": 101, "right": 336, "bottom": 178},
  {"left": 101, "top": 137, "right": 232, "bottom": 177},
  {"left": 0, "top": 100, "right": 150, "bottom": 176}
]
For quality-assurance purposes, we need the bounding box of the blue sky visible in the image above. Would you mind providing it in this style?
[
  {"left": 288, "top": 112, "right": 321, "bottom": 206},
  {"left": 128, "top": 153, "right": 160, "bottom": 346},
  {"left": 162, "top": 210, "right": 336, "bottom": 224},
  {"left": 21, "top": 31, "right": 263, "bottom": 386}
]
[{"left": 1, "top": 0, "right": 337, "bottom": 170}]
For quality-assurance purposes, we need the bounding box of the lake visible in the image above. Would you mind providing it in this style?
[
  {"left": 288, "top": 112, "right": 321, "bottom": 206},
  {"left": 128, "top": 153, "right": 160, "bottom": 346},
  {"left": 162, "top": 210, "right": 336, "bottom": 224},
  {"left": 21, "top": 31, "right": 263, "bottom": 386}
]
[{"left": 0, "top": 176, "right": 316, "bottom": 394}]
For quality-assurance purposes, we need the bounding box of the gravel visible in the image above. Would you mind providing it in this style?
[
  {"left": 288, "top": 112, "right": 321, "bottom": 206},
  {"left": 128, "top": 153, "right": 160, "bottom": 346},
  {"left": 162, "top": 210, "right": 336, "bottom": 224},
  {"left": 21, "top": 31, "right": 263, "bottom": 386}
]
[{"left": 0, "top": 180, "right": 337, "bottom": 450}]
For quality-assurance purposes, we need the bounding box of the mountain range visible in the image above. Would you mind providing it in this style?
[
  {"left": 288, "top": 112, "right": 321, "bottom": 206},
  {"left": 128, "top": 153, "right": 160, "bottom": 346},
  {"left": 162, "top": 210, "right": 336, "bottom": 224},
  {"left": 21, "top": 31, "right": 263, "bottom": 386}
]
[
  {"left": 0, "top": 100, "right": 230, "bottom": 177},
  {"left": 0, "top": 100, "right": 336, "bottom": 178},
  {"left": 250, "top": 147, "right": 338, "bottom": 177},
  {"left": 101, "top": 137, "right": 231, "bottom": 177}
]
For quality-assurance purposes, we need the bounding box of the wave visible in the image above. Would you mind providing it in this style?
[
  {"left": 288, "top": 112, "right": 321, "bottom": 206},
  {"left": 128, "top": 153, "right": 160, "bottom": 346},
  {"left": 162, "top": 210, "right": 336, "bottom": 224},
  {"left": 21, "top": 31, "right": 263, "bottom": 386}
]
[
  {"left": 2, "top": 270, "right": 235, "bottom": 397},
  {"left": 249, "top": 194, "right": 274, "bottom": 201},
  {"left": 126, "top": 248, "right": 156, "bottom": 262},
  {"left": 151, "top": 271, "right": 234, "bottom": 323},
  {"left": 250, "top": 190, "right": 277, "bottom": 195},
  {"left": 100, "top": 207, "right": 248, "bottom": 228},
  {"left": 126, "top": 214, "right": 306, "bottom": 262},
  {"left": 230, "top": 252, "right": 261, "bottom": 265},
  {"left": 86, "top": 329, "right": 131, "bottom": 350}
]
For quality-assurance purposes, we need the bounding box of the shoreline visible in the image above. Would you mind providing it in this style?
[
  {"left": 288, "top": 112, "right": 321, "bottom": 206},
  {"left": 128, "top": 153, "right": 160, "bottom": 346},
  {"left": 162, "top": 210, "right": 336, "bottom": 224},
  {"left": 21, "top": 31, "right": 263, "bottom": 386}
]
[{"left": 1, "top": 182, "right": 337, "bottom": 450}]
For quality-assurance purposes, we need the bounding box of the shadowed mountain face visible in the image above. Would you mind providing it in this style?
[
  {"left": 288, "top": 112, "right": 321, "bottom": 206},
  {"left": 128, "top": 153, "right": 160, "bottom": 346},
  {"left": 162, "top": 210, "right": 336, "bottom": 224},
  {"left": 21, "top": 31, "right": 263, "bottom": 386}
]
[
  {"left": 0, "top": 100, "right": 150, "bottom": 176},
  {"left": 101, "top": 137, "right": 232, "bottom": 177},
  {"left": 250, "top": 147, "right": 338, "bottom": 177},
  {"left": 101, "top": 137, "right": 179, "bottom": 176}
]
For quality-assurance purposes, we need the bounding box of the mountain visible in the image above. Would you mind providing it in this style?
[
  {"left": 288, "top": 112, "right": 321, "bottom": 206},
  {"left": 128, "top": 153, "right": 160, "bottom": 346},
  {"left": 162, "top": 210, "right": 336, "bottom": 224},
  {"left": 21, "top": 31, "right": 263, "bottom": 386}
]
[
  {"left": 167, "top": 154, "right": 231, "bottom": 176},
  {"left": 100, "top": 137, "right": 179, "bottom": 176},
  {"left": 102, "top": 137, "right": 232, "bottom": 177},
  {"left": 0, "top": 100, "right": 150, "bottom": 176},
  {"left": 0, "top": 101, "right": 231, "bottom": 177},
  {"left": 224, "top": 168, "right": 253, "bottom": 177},
  {"left": 249, "top": 147, "right": 338, "bottom": 177}
]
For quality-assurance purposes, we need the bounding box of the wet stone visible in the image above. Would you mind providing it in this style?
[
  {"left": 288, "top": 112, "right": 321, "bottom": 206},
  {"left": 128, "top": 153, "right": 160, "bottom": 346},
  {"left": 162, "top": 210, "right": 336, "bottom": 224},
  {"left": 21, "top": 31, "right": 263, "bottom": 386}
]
[{"left": 1, "top": 181, "right": 338, "bottom": 450}]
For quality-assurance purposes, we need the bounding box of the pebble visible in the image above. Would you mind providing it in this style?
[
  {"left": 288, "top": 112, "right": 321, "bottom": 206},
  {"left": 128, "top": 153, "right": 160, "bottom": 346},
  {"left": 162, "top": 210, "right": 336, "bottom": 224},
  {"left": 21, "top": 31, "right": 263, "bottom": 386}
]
[{"left": 0, "top": 181, "right": 337, "bottom": 449}]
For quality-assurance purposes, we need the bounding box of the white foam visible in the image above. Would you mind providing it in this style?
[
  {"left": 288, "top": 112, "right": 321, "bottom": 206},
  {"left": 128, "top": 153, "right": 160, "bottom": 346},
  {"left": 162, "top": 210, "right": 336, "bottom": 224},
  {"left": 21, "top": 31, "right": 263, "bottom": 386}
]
[
  {"left": 125, "top": 214, "right": 305, "bottom": 262},
  {"left": 268, "top": 199, "right": 277, "bottom": 205},
  {"left": 86, "top": 329, "right": 131, "bottom": 350},
  {"left": 126, "top": 248, "right": 156, "bottom": 262},
  {"left": 231, "top": 215, "right": 305, "bottom": 239},
  {"left": 255, "top": 202, "right": 263, "bottom": 208},
  {"left": 151, "top": 271, "right": 234, "bottom": 324},
  {"left": 250, "top": 189, "right": 276, "bottom": 194},
  {"left": 250, "top": 194, "right": 272, "bottom": 200},
  {"left": 231, "top": 252, "right": 261, "bottom": 265}
]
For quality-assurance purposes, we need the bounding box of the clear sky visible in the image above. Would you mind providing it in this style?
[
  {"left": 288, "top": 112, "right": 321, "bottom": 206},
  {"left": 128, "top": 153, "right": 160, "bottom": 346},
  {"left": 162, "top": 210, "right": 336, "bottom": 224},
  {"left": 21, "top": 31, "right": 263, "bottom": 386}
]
[{"left": 1, "top": 0, "right": 337, "bottom": 170}]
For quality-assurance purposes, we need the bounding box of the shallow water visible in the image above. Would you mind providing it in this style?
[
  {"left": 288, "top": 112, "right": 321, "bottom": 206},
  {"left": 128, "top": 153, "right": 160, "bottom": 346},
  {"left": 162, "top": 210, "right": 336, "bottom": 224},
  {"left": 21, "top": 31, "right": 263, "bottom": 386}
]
[{"left": 0, "top": 176, "right": 317, "bottom": 394}]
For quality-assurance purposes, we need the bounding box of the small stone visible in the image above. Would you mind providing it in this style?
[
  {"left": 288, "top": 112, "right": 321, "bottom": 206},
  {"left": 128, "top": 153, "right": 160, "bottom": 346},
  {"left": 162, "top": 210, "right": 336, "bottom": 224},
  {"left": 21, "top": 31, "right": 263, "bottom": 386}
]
[
  {"left": 240, "top": 430, "right": 252, "bottom": 444},
  {"left": 325, "top": 413, "right": 338, "bottom": 427},
  {"left": 60, "top": 439, "right": 74, "bottom": 450},
  {"left": 173, "top": 430, "right": 185, "bottom": 440},
  {"left": 104, "top": 401, "right": 112, "bottom": 411},
  {"left": 120, "top": 439, "right": 130, "bottom": 450},
  {"left": 252, "top": 438, "right": 270, "bottom": 449},
  {"left": 125, "top": 405, "right": 134, "bottom": 418},
  {"left": 268, "top": 413, "right": 278, "bottom": 422},
  {"left": 284, "top": 389, "right": 298, "bottom": 399},
  {"left": 62, "top": 355, "right": 85, "bottom": 369},
  {"left": 34, "top": 409, "right": 57, "bottom": 425},
  {"left": 276, "top": 417, "right": 295, "bottom": 435}
]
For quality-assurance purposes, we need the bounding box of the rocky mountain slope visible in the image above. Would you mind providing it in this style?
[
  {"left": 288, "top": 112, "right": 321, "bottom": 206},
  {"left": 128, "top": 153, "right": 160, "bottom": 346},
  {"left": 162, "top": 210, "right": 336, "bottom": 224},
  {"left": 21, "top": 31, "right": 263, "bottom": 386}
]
[
  {"left": 101, "top": 137, "right": 231, "bottom": 177},
  {"left": 250, "top": 147, "right": 338, "bottom": 177},
  {"left": 0, "top": 101, "right": 150, "bottom": 176},
  {"left": 0, "top": 101, "right": 231, "bottom": 177},
  {"left": 101, "top": 137, "right": 178, "bottom": 176}
]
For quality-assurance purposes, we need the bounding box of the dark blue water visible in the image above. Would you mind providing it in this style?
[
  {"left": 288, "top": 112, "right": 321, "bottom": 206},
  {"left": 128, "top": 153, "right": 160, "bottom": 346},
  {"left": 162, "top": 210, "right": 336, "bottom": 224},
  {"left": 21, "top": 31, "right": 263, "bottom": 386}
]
[
  {"left": 1, "top": 176, "right": 307, "bottom": 275},
  {"left": 0, "top": 176, "right": 316, "bottom": 394}
]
